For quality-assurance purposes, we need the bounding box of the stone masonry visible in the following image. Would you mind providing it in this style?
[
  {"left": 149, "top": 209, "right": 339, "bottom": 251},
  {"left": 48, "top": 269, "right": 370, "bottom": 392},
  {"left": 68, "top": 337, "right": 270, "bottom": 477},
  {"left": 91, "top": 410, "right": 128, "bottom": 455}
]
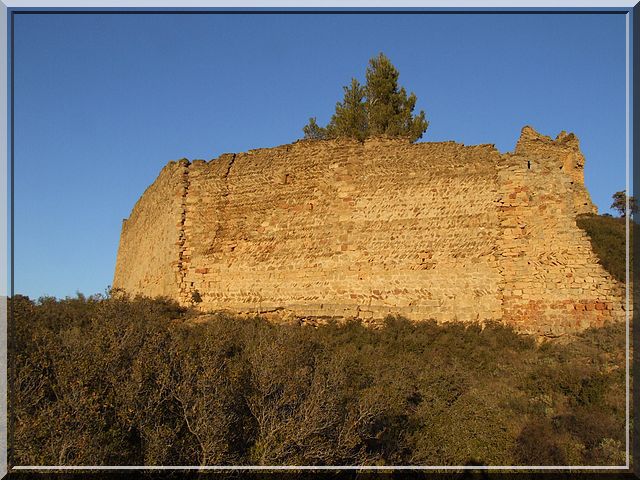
[{"left": 113, "top": 126, "right": 626, "bottom": 336}]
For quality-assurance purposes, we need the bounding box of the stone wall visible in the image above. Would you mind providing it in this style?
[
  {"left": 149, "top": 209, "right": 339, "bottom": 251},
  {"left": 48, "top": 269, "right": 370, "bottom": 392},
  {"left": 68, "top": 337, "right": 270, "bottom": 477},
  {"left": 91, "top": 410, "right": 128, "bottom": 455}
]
[
  {"left": 113, "top": 126, "right": 626, "bottom": 336},
  {"left": 113, "top": 162, "right": 186, "bottom": 299}
]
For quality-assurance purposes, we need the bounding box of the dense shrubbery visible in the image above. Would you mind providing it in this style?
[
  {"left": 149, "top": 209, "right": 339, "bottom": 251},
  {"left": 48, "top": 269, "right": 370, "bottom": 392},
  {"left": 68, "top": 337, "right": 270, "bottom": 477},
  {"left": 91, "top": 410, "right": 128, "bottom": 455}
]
[
  {"left": 576, "top": 213, "right": 630, "bottom": 283},
  {"left": 10, "top": 294, "right": 625, "bottom": 466}
]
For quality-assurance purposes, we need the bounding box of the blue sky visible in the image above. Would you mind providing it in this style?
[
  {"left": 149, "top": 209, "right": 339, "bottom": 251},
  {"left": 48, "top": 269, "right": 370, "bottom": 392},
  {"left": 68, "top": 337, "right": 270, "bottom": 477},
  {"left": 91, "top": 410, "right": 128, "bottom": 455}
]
[{"left": 12, "top": 11, "right": 627, "bottom": 299}]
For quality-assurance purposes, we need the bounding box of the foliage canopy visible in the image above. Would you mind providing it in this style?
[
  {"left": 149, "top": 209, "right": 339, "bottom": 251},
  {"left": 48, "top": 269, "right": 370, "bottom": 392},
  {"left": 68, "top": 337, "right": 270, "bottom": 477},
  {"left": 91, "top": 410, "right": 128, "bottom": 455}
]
[
  {"left": 610, "top": 190, "right": 638, "bottom": 217},
  {"left": 303, "top": 53, "right": 429, "bottom": 143}
]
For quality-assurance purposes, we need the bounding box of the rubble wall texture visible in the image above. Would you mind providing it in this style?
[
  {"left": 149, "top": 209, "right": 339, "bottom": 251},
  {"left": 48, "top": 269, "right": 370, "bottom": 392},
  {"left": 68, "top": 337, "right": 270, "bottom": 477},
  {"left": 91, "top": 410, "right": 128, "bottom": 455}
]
[{"left": 113, "top": 126, "right": 625, "bottom": 336}]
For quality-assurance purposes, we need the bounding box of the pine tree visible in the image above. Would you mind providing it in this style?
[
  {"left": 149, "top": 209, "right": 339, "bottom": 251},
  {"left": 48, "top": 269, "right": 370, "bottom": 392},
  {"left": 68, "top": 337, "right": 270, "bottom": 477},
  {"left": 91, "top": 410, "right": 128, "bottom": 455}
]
[
  {"left": 326, "top": 78, "right": 368, "bottom": 141},
  {"left": 611, "top": 191, "right": 638, "bottom": 217},
  {"left": 365, "top": 53, "right": 428, "bottom": 142},
  {"left": 301, "top": 54, "right": 428, "bottom": 142},
  {"left": 303, "top": 117, "right": 328, "bottom": 140}
]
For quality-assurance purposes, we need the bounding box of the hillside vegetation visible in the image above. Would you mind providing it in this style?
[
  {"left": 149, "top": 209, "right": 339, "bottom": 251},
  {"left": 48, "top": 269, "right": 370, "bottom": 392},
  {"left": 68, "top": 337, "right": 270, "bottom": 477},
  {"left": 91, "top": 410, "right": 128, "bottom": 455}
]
[
  {"left": 576, "top": 213, "right": 631, "bottom": 284},
  {"left": 10, "top": 294, "right": 625, "bottom": 467}
]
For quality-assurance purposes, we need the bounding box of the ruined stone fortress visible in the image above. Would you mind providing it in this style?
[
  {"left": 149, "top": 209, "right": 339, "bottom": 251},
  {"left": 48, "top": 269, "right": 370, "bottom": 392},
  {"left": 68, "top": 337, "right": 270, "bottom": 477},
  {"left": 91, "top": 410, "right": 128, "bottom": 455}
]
[{"left": 113, "top": 126, "right": 626, "bottom": 336}]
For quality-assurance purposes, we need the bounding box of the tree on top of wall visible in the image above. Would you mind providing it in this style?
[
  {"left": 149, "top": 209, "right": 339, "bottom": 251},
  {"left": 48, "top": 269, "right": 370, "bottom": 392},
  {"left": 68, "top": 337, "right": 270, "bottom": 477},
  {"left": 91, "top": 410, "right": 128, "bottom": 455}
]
[{"left": 303, "top": 53, "right": 429, "bottom": 143}]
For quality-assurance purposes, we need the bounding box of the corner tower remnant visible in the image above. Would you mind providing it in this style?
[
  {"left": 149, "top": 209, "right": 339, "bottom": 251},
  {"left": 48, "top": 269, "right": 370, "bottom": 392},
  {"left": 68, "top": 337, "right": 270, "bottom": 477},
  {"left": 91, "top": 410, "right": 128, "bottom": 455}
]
[
  {"left": 113, "top": 126, "right": 624, "bottom": 336},
  {"left": 515, "top": 125, "right": 596, "bottom": 215}
]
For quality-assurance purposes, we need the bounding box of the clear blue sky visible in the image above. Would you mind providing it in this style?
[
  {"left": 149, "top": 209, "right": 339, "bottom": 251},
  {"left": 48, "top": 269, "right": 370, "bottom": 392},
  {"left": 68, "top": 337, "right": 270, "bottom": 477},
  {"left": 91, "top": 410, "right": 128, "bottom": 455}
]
[{"left": 12, "top": 11, "right": 627, "bottom": 300}]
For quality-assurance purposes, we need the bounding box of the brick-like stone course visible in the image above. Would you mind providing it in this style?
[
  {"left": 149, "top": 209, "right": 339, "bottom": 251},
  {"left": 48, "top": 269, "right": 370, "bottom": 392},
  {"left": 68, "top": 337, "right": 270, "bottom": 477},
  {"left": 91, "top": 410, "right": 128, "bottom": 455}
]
[{"left": 113, "top": 126, "right": 626, "bottom": 336}]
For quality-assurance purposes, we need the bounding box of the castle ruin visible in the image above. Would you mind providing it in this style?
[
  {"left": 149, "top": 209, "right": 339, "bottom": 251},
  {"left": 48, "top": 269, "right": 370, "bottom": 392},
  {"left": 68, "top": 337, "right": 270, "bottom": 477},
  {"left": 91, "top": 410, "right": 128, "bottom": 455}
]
[{"left": 113, "top": 126, "right": 626, "bottom": 336}]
